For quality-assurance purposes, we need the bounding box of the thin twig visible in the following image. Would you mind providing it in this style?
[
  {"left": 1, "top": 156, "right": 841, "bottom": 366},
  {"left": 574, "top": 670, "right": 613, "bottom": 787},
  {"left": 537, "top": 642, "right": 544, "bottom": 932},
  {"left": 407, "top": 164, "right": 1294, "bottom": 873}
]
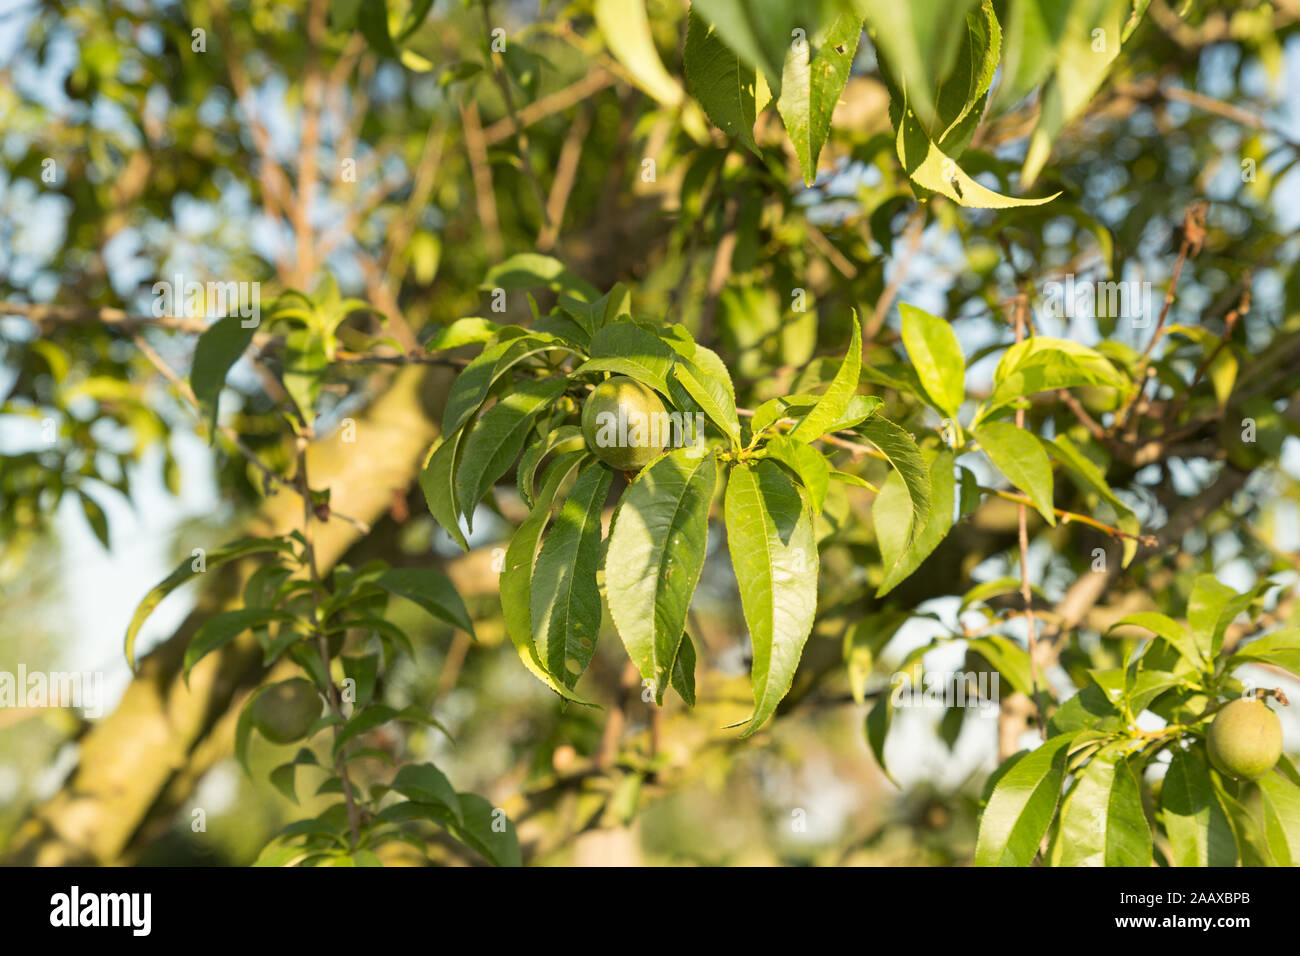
[
  {"left": 128, "top": 329, "right": 370, "bottom": 532},
  {"left": 481, "top": 68, "right": 617, "bottom": 145},
  {"left": 1164, "top": 280, "right": 1251, "bottom": 424},
  {"left": 3, "top": 300, "right": 209, "bottom": 334},
  {"left": 1114, "top": 202, "right": 1207, "bottom": 430},
  {"left": 805, "top": 223, "right": 858, "bottom": 279},
  {"left": 865, "top": 208, "right": 924, "bottom": 342},
  {"left": 1056, "top": 388, "right": 1107, "bottom": 442},
  {"left": 295, "top": 439, "right": 363, "bottom": 848},
  {"left": 981, "top": 485, "right": 1155, "bottom": 545},
  {"left": 538, "top": 105, "right": 592, "bottom": 251},
  {"left": 460, "top": 100, "right": 503, "bottom": 261}
]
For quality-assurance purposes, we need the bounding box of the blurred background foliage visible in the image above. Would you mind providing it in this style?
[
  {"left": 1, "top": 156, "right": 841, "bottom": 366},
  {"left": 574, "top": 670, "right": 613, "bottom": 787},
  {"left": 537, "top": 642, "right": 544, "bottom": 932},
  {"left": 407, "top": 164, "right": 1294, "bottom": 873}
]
[{"left": 0, "top": 0, "right": 1298, "bottom": 865}]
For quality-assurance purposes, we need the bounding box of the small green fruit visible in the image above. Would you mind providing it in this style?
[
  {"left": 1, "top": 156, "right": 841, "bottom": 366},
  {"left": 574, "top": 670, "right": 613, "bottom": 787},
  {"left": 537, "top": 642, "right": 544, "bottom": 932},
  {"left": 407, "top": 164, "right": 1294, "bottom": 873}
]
[
  {"left": 1206, "top": 698, "right": 1282, "bottom": 780},
  {"left": 251, "top": 678, "right": 323, "bottom": 745},
  {"left": 580, "top": 376, "right": 669, "bottom": 471}
]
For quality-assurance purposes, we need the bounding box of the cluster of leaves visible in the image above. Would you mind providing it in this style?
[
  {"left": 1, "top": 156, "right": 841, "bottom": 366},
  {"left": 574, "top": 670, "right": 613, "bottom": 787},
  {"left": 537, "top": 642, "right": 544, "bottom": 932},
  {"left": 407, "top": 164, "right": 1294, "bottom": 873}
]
[
  {"left": 338, "top": 0, "right": 1147, "bottom": 206},
  {"left": 420, "top": 253, "right": 1146, "bottom": 739},
  {"left": 9, "top": 0, "right": 1297, "bottom": 868},
  {"left": 972, "top": 575, "right": 1300, "bottom": 867},
  {"left": 0, "top": 332, "right": 176, "bottom": 573},
  {"left": 122, "top": 505, "right": 520, "bottom": 866},
  {"left": 866, "top": 301, "right": 1137, "bottom": 591},
  {"left": 671, "top": 0, "right": 1146, "bottom": 203},
  {"left": 424, "top": 254, "right": 876, "bottom": 732}
]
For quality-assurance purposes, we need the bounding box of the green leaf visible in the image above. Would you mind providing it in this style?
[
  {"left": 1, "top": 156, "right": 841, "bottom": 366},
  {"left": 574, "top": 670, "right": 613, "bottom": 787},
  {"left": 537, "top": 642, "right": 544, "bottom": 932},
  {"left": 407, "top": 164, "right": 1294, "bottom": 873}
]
[
  {"left": 857, "top": 0, "right": 982, "bottom": 133},
  {"left": 235, "top": 692, "right": 257, "bottom": 774},
  {"left": 390, "top": 763, "right": 462, "bottom": 825},
  {"left": 974, "top": 733, "right": 1072, "bottom": 866},
  {"left": 572, "top": 321, "right": 677, "bottom": 395},
  {"left": 893, "top": 87, "right": 1058, "bottom": 207},
  {"left": 761, "top": 435, "right": 829, "bottom": 514},
  {"left": 724, "top": 461, "right": 819, "bottom": 736},
  {"left": 500, "top": 453, "right": 597, "bottom": 704},
  {"left": 973, "top": 421, "right": 1055, "bottom": 525},
  {"left": 395, "top": 0, "right": 434, "bottom": 40},
  {"left": 373, "top": 567, "right": 474, "bottom": 637},
  {"left": 333, "top": 704, "right": 397, "bottom": 755},
  {"left": 684, "top": 9, "right": 759, "bottom": 154},
  {"left": 875, "top": 449, "right": 954, "bottom": 595},
  {"left": 959, "top": 576, "right": 1048, "bottom": 611},
  {"left": 1215, "top": 777, "right": 1273, "bottom": 866},
  {"left": 607, "top": 449, "right": 716, "bottom": 701},
  {"left": 864, "top": 692, "right": 897, "bottom": 785},
  {"left": 992, "top": 0, "right": 1069, "bottom": 109},
  {"left": 1123, "top": 668, "right": 1181, "bottom": 715},
  {"left": 1187, "top": 574, "right": 1259, "bottom": 660},
  {"left": 1045, "top": 433, "right": 1139, "bottom": 567},
  {"left": 191, "top": 315, "right": 256, "bottom": 440},
  {"left": 842, "top": 612, "right": 907, "bottom": 703},
  {"left": 446, "top": 793, "right": 522, "bottom": 867},
  {"left": 357, "top": 0, "right": 396, "bottom": 56},
  {"left": 931, "top": 0, "right": 1001, "bottom": 157},
  {"left": 1021, "top": 0, "right": 1134, "bottom": 187},
  {"left": 1162, "top": 747, "right": 1237, "bottom": 867},
  {"left": 1110, "top": 612, "right": 1206, "bottom": 670},
  {"left": 692, "top": 0, "right": 841, "bottom": 94},
  {"left": 185, "top": 607, "right": 295, "bottom": 679},
  {"left": 776, "top": 12, "right": 862, "bottom": 185},
  {"left": 269, "top": 762, "right": 300, "bottom": 804},
  {"left": 442, "top": 333, "right": 571, "bottom": 437},
  {"left": 1228, "top": 627, "right": 1300, "bottom": 679},
  {"left": 422, "top": 317, "right": 500, "bottom": 351},
  {"left": 595, "top": 0, "right": 683, "bottom": 107},
  {"left": 452, "top": 377, "right": 566, "bottom": 530},
  {"left": 788, "top": 310, "right": 862, "bottom": 442},
  {"left": 77, "top": 490, "right": 110, "bottom": 549},
  {"left": 899, "top": 303, "right": 964, "bottom": 419},
  {"left": 1051, "top": 745, "right": 1152, "bottom": 867},
  {"left": 673, "top": 360, "right": 741, "bottom": 449},
  {"left": 517, "top": 425, "right": 585, "bottom": 508},
  {"left": 482, "top": 254, "right": 599, "bottom": 301},
  {"left": 966, "top": 634, "right": 1035, "bottom": 697},
  {"left": 558, "top": 282, "right": 632, "bottom": 338},
  {"left": 419, "top": 432, "right": 469, "bottom": 551},
  {"left": 1258, "top": 766, "right": 1300, "bottom": 866},
  {"left": 283, "top": 328, "right": 327, "bottom": 426},
  {"left": 752, "top": 393, "right": 880, "bottom": 437},
  {"left": 532, "top": 463, "right": 614, "bottom": 688},
  {"left": 342, "top": 654, "right": 379, "bottom": 709},
  {"left": 856, "top": 415, "right": 932, "bottom": 540},
  {"left": 670, "top": 632, "right": 698, "bottom": 707},
  {"left": 982, "top": 336, "right": 1127, "bottom": 420},
  {"left": 686, "top": 342, "right": 737, "bottom": 405},
  {"left": 125, "top": 536, "right": 292, "bottom": 669}
]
